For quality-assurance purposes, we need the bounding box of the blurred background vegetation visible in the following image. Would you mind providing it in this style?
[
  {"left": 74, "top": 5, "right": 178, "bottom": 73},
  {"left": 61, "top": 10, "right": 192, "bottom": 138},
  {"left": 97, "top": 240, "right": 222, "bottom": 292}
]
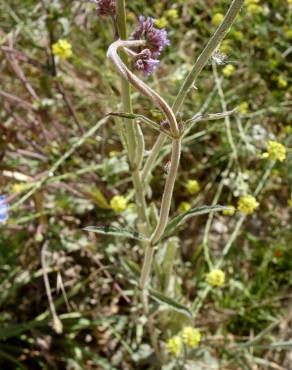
[{"left": 0, "top": 0, "right": 291, "bottom": 369}]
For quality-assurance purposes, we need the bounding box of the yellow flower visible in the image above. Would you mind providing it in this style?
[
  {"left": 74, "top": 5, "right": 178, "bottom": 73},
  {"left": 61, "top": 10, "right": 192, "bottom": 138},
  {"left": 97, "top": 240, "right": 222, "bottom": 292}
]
[
  {"left": 206, "top": 269, "right": 225, "bottom": 287},
  {"left": 11, "top": 183, "right": 31, "bottom": 193},
  {"left": 109, "top": 150, "right": 119, "bottom": 157},
  {"left": 233, "top": 30, "right": 244, "bottom": 41},
  {"left": 110, "top": 195, "right": 127, "bottom": 213},
  {"left": 247, "top": 4, "right": 263, "bottom": 13},
  {"left": 185, "top": 180, "right": 200, "bottom": 195},
  {"left": 287, "top": 199, "right": 292, "bottom": 208},
  {"left": 222, "top": 64, "right": 235, "bottom": 77},
  {"left": 220, "top": 39, "right": 232, "bottom": 54},
  {"left": 262, "top": 141, "right": 286, "bottom": 162},
  {"left": 154, "top": 17, "right": 168, "bottom": 28},
  {"left": 223, "top": 206, "right": 235, "bottom": 216},
  {"left": 283, "top": 26, "right": 292, "bottom": 40},
  {"left": 212, "top": 13, "right": 224, "bottom": 26},
  {"left": 182, "top": 327, "right": 201, "bottom": 348},
  {"left": 166, "top": 336, "right": 182, "bottom": 356},
  {"left": 178, "top": 201, "right": 191, "bottom": 213},
  {"left": 277, "top": 76, "right": 288, "bottom": 89},
  {"left": 237, "top": 195, "right": 259, "bottom": 214},
  {"left": 166, "top": 9, "right": 179, "bottom": 20},
  {"left": 238, "top": 102, "right": 249, "bottom": 115},
  {"left": 52, "top": 39, "right": 72, "bottom": 59}
]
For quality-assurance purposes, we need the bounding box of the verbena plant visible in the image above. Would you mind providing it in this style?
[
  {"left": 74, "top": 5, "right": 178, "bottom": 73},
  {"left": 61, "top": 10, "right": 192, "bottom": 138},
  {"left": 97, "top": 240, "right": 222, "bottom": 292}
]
[{"left": 85, "top": 0, "right": 247, "bottom": 364}]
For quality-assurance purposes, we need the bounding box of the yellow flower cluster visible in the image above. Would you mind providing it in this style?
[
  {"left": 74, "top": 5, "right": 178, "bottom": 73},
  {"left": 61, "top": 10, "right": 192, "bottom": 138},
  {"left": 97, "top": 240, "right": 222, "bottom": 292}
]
[
  {"left": 237, "top": 195, "right": 259, "bottom": 214},
  {"left": 246, "top": 0, "right": 263, "bottom": 14},
  {"left": 155, "top": 8, "right": 179, "bottom": 28},
  {"left": 277, "top": 76, "right": 288, "bottom": 89},
  {"left": 206, "top": 269, "right": 225, "bottom": 287},
  {"left": 110, "top": 195, "right": 127, "bottom": 213},
  {"left": 52, "top": 39, "right": 72, "bottom": 59},
  {"left": 166, "top": 9, "right": 178, "bottom": 20},
  {"left": 166, "top": 326, "right": 201, "bottom": 356},
  {"left": 11, "top": 182, "right": 31, "bottom": 193},
  {"left": 154, "top": 17, "right": 168, "bottom": 28},
  {"left": 223, "top": 206, "right": 235, "bottom": 216},
  {"left": 262, "top": 141, "right": 286, "bottom": 162},
  {"left": 223, "top": 64, "right": 235, "bottom": 77},
  {"left": 166, "top": 336, "right": 182, "bottom": 356},
  {"left": 212, "top": 13, "right": 224, "bottom": 26},
  {"left": 238, "top": 102, "right": 249, "bottom": 115},
  {"left": 182, "top": 327, "right": 201, "bottom": 348},
  {"left": 178, "top": 201, "right": 191, "bottom": 213},
  {"left": 185, "top": 179, "right": 200, "bottom": 195}
]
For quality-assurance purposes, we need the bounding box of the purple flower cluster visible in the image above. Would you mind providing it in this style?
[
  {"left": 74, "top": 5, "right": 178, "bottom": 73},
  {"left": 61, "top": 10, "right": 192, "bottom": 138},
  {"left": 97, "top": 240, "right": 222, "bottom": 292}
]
[
  {"left": 131, "top": 16, "right": 170, "bottom": 57},
  {"left": 0, "top": 195, "right": 8, "bottom": 223},
  {"left": 131, "top": 16, "right": 170, "bottom": 76},
  {"left": 133, "top": 49, "right": 160, "bottom": 76},
  {"left": 95, "top": 0, "right": 116, "bottom": 17}
]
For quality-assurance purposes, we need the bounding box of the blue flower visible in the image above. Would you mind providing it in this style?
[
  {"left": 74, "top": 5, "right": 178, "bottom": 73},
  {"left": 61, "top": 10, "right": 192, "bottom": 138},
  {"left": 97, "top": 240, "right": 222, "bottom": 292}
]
[{"left": 0, "top": 195, "right": 9, "bottom": 223}]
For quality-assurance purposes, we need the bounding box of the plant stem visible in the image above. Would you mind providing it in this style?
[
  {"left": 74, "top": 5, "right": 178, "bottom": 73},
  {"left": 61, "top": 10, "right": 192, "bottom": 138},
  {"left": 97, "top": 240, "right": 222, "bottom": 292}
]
[
  {"left": 141, "top": 0, "right": 244, "bottom": 181},
  {"left": 173, "top": 0, "right": 244, "bottom": 113},
  {"left": 151, "top": 139, "right": 182, "bottom": 245},
  {"left": 140, "top": 243, "right": 155, "bottom": 288},
  {"left": 142, "top": 133, "right": 166, "bottom": 182},
  {"left": 212, "top": 61, "right": 238, "bottom": 160},
  {"left": 192, "top": 162, "right": 275, "bottom": 315},
  {"left": 115, "top": 1, "right": 149, "bottom": 230}
]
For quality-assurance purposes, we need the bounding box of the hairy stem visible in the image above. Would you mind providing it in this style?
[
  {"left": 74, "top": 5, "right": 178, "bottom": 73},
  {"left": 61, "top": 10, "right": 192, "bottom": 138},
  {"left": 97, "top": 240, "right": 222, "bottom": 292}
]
[
  {"left": 107, "top": 40, "right": 179, "bottom": 137},
  {"left": 115, "top": 1, "right": 149, "bottom": 230},
  {"left": 141, "top": 0, "right": 244, "bottom": 180},
  {"left": 173, "top": 0, "right": 244, "bottom": 113},
  {"left": 151, "top": 139, "right": 181, "bottom": 245}
]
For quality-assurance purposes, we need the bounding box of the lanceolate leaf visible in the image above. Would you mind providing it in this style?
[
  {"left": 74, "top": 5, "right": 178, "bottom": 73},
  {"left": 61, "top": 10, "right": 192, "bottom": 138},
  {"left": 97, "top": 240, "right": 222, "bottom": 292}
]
[
  {"left": 149, "top": 288, "right": 192, "bottom": 317},
  {"left": 164, "top": 205, "right": 233, "bottom": 236},
  {"left": 84, "top": 226, "right": 148, "bottom": 241}
]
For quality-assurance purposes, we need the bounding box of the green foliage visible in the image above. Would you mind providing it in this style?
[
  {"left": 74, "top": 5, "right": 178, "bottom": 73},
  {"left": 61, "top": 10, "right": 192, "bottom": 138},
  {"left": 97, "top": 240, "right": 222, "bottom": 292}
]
[{"left": 0, "top": 0, "right": 291, "bottom": 368}]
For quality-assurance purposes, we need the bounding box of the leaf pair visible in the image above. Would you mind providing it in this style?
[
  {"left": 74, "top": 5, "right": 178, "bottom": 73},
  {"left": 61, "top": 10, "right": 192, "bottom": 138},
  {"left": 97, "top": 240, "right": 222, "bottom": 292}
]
[{"left": 84, "top": 204, "right": 232, "bottom": 241}]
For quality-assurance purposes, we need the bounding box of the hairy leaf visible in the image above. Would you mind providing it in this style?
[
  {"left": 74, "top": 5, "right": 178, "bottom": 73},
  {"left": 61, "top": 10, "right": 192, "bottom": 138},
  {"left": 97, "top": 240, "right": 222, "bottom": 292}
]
[
  {"left": 164, "top": 205, "right": 233, "bottom": 236},
  {"left": 84, "top": 226, "right": 148, "bottom": 241}
]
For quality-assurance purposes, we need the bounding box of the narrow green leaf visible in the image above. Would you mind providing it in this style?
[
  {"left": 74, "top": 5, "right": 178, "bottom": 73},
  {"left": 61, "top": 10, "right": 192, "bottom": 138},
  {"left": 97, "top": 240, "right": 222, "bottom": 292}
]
[
  {"left": 164, "top": 205, "right": 232, "bottom": 236},
  {"left": 149, "top": 288, "right": 192, "bottom": 317},
  {"left": 84, "top": 226, "right": 148, "bottom": 241},
  {"left": 108, "top": 112, "right": 172, "bottom": 137}
]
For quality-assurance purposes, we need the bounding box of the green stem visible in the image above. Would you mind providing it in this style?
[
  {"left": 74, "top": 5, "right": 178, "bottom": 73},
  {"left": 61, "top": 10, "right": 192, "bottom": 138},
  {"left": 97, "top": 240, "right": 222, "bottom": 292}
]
[
  {"left": 173, "top": 0, "right": 244, "bottom": 113},
  {"left": 115, "top": 1, "right": 149, "bottom": 230},
  {"left": 151, "top": 139, "right": 182, "bottom": 245},
  {"left": 212, "top": 61, "right": 238, "bottom": 160},
  {"left": 192, "top": 162, "right": 275, "bottom": 315},
  {"left": 116, "top": 0, "right": 136, "bottom": 166},
  {"left": 141, "top": 0, "right": 244, "bottom": 181},
  {"left": 140, "top": 243, "right": 155, "bottom": 288}
]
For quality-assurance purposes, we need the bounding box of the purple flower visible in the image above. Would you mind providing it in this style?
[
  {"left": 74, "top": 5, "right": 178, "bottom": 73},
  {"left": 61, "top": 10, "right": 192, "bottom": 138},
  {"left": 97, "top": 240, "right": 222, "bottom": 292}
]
[
  {"left": 0, "top": 195, "right": 8, "bottom": 223},
  {"left": 95, "top": 0, "right": 116, "bottom": 16},
  {"left": 133, "top": 49, "right": 160, "bottom": 76},
  {"left": 131, "top": 16, "right": 170, "bottom": 58}
]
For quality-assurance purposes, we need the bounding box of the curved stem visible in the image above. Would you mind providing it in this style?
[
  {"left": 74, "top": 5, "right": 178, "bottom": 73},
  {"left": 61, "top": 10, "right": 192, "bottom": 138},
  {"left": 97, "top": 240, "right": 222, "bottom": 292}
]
[{"left": 107, "top": 40, "right": 179, "bottom": 137}]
